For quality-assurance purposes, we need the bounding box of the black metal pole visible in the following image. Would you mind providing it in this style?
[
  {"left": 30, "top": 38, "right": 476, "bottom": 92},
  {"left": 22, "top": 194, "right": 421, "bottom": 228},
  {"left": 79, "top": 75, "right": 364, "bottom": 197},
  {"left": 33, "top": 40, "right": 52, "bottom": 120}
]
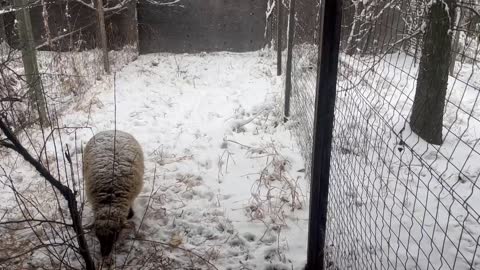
[
  {"left": 284, "top": 0, "right": 296, "bottom": 121},
  {"left": 305, "top": 0, "right": 343, "bottom": 268},
  {"left": 276, "top": 0, "right": 283, "bottom": 76}
]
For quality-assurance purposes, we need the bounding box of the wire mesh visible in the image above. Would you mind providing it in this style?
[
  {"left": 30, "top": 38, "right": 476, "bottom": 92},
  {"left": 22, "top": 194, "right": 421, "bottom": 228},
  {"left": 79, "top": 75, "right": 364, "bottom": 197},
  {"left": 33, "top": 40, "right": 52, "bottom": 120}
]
[
  {"left": 288, "top": 0, "right": 321, "bottom": 173},
  {"left": 286, "top": 0, "right": 480, "bottom": 268}
]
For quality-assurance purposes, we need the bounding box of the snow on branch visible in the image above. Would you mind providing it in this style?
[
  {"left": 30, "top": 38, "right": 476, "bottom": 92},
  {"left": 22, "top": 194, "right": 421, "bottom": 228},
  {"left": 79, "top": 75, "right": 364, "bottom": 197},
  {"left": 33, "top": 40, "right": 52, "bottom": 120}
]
[
  {"left": 266, "top": 0, "right": 275, "bottom": 19},
  {"left": 142, "top": 0, "right": 183, "bottom": 7},
  {"left": 74, "top": 0, "right": 182, "bottom": 12},
  {"left": 73, "top": 0, "right": 129, "bottom": 12},
  {"left": 0, "top": 0, "right": 41, "bottom": 14}
]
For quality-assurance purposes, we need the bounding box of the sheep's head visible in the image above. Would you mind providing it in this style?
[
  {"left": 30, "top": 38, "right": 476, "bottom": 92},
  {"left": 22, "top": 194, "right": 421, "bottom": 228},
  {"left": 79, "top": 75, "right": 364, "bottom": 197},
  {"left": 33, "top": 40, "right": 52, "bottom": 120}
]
[{"left": 94, "top": 208, "right": 127, "bottom": 257}]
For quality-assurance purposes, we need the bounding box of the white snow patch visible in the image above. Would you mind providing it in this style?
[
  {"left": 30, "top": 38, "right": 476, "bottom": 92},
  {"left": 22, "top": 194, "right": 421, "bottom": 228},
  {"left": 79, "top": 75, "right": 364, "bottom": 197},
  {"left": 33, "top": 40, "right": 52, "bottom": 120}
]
[{"left": 0, "top": 50, "right": 308, "bottom": 269}]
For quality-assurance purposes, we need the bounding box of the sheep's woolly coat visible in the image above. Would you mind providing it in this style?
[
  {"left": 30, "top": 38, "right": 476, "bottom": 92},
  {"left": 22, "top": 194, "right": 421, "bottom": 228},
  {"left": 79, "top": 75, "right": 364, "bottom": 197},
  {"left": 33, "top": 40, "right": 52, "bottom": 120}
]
[{"left": 83, "top": 130, "right": 144, "bottom": 256}]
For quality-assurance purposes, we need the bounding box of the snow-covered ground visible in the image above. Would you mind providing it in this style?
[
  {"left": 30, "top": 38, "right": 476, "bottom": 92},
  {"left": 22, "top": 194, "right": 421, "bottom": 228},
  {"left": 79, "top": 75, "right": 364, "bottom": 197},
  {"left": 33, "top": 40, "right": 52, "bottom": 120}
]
[
  {"left": 4, "top": 42, "right": 477, "bottom": 270},
  {"left": 0, "top": 50, "right": 308, "bottom": 269},
  {"left": 326, "top": 52, "right": 480, "bottom": 269}
]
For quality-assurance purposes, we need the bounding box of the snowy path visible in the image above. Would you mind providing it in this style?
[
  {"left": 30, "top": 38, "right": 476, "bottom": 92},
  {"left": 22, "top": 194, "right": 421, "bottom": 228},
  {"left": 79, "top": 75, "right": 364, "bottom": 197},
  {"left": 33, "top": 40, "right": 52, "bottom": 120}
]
[{"left": 57, "top": 51, "right": 309, "bottom": 269}]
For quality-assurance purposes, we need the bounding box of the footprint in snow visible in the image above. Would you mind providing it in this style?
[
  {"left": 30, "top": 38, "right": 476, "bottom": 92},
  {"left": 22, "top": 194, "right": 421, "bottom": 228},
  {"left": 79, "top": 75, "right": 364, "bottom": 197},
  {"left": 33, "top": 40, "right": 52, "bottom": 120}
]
[
  {"left": 133, "top": 120, "right": 148, "bottom": 127},
  {"left": 242, "top": 232, "right": 256, "bottom": 242}
]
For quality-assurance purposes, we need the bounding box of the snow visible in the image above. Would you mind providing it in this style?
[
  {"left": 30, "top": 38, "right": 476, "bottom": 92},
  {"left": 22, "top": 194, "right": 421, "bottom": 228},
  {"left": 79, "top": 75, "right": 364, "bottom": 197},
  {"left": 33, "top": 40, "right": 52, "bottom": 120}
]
[
  {"left": 0, "top": 49, "right": 308, "bottom": 269},
  {"left": 3, "top": 28, "right": 478, "bottom": 270},
  {"left": 328, "top": 51, "right": 480, "bottom": 269}
]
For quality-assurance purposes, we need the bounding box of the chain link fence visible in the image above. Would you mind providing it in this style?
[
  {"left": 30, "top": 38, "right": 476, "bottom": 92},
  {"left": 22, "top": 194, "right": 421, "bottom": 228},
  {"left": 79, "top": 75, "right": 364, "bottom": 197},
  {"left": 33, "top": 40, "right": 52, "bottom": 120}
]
[
  {"left": 289, "top": 1, "right": 320, "bottom": 174},
  {"left": 276, "top": 0, "right": 480, "bottom": 268}
]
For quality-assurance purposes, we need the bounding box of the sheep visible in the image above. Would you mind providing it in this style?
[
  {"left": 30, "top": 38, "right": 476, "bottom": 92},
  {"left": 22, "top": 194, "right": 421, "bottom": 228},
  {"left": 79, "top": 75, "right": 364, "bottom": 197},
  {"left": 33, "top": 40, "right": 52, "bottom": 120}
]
[{"left": 83, "top": 130, "right": 144, "bottom": 257}]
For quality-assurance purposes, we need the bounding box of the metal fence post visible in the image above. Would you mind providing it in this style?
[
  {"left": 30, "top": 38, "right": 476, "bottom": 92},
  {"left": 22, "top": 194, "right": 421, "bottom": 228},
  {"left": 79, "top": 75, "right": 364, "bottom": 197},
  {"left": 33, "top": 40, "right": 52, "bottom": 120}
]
[
  {"left": 284, "top": 0, "right": 296, "bottom": 121},
  {"left": 276, "top": 0, "right": 283, "bottom": 75},
  {"left": 305, "top": 0, "right": 343, "bottom": 268}
]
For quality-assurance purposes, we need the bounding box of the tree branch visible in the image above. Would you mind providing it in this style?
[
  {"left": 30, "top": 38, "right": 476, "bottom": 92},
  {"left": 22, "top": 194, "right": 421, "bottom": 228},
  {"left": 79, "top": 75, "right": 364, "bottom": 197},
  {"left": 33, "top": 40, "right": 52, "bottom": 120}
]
[
  {"left": 74, "top": 0, "right": 182, "bottom": 12},
  {"left": 0, "top": 139, "right": 15, "bottom": 150},
  {"left": 0, "top": 97, "right": 22, "bottom": 103},
  {"left": 0, "top": 243, "right": 66, "bottom": 264},
  {"left": 0, "top": 219, "right": 73, "bottom": 227},
  {"left": 141, "top": 0, "right": 182, "bottom": 7},
  {"left": 457, "top": 4, "right": 480, "bottom": 18},
  {"left": 0, "top": 118, "right": 71, "bottom": 194},
  {"left": 0, "top": 117, "right": 96, "bottom": 270}
]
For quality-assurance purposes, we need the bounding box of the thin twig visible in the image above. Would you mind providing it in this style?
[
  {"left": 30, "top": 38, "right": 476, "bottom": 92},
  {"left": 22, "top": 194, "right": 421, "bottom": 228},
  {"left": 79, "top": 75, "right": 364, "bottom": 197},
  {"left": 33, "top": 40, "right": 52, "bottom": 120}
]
[
  {"left": 0, "top": 118, "right": 95, "bottom": 270},
  {"left": 0, "top": 219, "right": 73, "bottom": 227}
]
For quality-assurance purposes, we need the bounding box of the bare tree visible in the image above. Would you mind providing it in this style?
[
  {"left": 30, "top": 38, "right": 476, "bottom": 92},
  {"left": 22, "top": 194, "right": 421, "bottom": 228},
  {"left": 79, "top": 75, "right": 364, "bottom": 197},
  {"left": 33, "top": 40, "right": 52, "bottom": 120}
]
[
  {"left": 345, "top": 0, "right": 363, "bottom": 55},
  {"left": 0, "top": 14, "right": 6, "bottom": 43},
  {"left": 96, "top": 0, "right": 111, "bottom": 74},
  {"left": 0, "top": 118, "right": 96, "bottom": 269},
  {"left": 70, "top": 0, "right": 180, "bottom": 73},
  {"left": 410, "top": 0, "right": 455, "bottom": 145},
  {"left": 399, "top": 0, "right": 426, "bottom": 59},
  {"left": 450, "top": 5, "right": 463, "bottom": 75},
  {"left": 344, "top": 0, "right": 401, "bottom": 55},
  {"left": 13, "top": 0, "right": 49, "bottom": 126}
]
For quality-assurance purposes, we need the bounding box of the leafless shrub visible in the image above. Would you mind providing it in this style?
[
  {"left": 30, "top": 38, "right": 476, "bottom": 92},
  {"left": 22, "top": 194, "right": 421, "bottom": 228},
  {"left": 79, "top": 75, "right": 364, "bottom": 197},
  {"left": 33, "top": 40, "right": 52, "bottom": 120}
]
[
  {"left": 0, "top": 7, "right": 140, "bottom": 269},
  {"left": 245, "top": 142, "right": 304, "bottom": 226}
]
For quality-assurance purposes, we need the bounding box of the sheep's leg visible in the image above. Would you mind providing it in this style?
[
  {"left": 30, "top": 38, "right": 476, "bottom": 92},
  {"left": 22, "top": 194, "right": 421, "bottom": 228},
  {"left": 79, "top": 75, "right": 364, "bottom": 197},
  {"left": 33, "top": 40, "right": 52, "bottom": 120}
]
[{"left": 128, "top": 208, "right": 134, "bottom": 219}]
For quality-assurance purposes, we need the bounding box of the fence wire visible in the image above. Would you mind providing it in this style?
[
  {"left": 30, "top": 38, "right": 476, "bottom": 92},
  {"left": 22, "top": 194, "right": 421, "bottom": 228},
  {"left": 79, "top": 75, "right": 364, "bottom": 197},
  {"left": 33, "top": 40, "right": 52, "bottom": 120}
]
[
  {"left": 287, "top": 0, "right": 321, "bottom": 173},
  {"left": 282, "top": 0, "right": 480, "bottom": 269}
]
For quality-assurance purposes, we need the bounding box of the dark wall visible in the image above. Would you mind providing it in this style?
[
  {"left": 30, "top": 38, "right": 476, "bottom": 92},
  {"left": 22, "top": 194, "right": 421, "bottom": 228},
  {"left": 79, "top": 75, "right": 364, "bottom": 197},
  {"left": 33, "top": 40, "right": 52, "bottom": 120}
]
[{"left": 138, "top": 0, "right": 269, "bottom": 54}]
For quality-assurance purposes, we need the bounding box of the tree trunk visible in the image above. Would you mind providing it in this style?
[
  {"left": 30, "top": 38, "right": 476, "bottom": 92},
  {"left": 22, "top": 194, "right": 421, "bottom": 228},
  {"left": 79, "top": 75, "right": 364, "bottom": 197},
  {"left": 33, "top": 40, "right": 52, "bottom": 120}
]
[
  {"left": 14, "top": 0, "right": 49, "bottom": 126},
  {"left": 125, "top": 1, "right": 139, "bottom": 48},
  {"left": 449, "top": 6, "right": 462, "bottom": 75},
  {"left": 96, "top": 0, "right": 110, "bottom": 74},
  {"left": 276, "top": 0, "right": 283, "bottom": 76},
  {"left": 410, "top": 0, "right": 454, "bottom": 145},
  {"left": 0, "top": 15, "right": 6, "bottom": 43}
]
